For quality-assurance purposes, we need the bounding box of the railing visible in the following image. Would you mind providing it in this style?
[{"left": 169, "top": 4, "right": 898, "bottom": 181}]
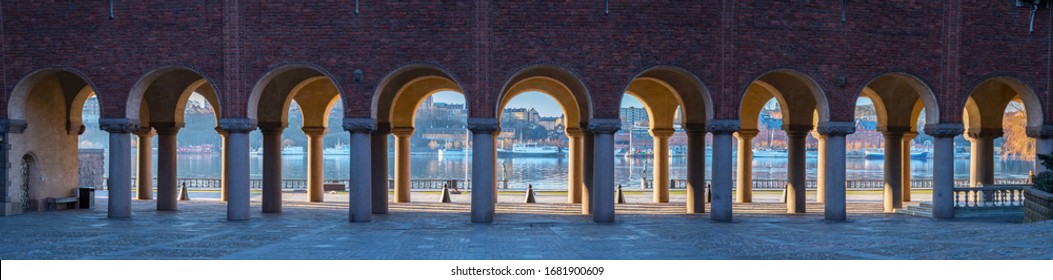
[
  {"left": 667, "top": 178, "right": 1031, "bottom": 190},
  {"left": 952, "top": 185, "right": 1028, "bottom": 208}
]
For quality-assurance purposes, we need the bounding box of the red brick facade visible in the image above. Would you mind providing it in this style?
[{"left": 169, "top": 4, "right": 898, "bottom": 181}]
[{"left": 2, "top": 1, "right": 1050, "bottom": 124}]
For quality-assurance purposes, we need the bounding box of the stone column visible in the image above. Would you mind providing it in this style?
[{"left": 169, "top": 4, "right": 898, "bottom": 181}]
[
  {"left": 967, "top": 129, "right": 1000, "bottom": 187},
  {"left": 589, "top": 119, "right": 620, "bottom": 223},
  {"left": 371, "top": 122, "right": 391, "bottom": 214},
  {"left": 685, "top": 124, "right": 707, "bottom": 214},
  {"left": 220, "top": 118, "right": 255, "bottom": 221},
  {"left": 566, "top": 128, "right": 584, "bottom": 204},
  {"left": 100, "top": 118, "right": 138, "bottom": 218},
  {"left": 650, "top": 128, "right": 674, "bottom": 203},
  {"left": 0, "top": 120, "right": 25, "bottom": 216},
  {"left": 154, "top": 124, "right": 181, "bottom": 211},
  {"left": 345, "top": 118, "right": 375, "bottom": 223},
  {"left": 303, "top": 126, "right": 328, "bottom": 202},
  {"left": 391, "top": 127, "right": 414, "bottom": 203},
  {"left": 880, "top": 127, "right": 906, "bottom": 212},
  {"left": 215, "top": 128, "right": 229, "bottom": 202},
  {"left": 1027, "top": 125, "right": 1053, "bottom": 173},
  {"left": 926, "top": 124, "right": 963, "bottom": 219},
  {"left": 467, "top": 118, "right": 499, "bottom": 223},
  {"left": 785, "top": 126, "right": 810, "bottom": 214},
  {"left": 708, "top": 120, "right": 739, "bottom": 222},
  {"left": 735, "top": 129, "right": 758, "bottom": 203},
  {"left": 818, "top": 122, "right": 853, "bottom": 221},
  {"left": 260, "top": 124, "right": 284, "bottom": 213},
  {"left": 901, "top": 132, "right": 918, "bottom": 202},
  {"left": 134, "top": 128, "right": 155, "bottom": 200},
  {"left": 581, "top": 129, "right": 594, "bottom": 215},
  {"left": 812, "top": 132, "right": 827, "bottom": 203}
]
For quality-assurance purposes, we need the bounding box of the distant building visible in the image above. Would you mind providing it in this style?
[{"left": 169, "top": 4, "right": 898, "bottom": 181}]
[
  {"left": 620, "top": 107, "right": 648, "bottom": 131},
  {"left": 502, "top": 108, "right": 540, "bottom": 123},
  {"left": 538, "top": 115, "right": 564, "bottom": 131}
]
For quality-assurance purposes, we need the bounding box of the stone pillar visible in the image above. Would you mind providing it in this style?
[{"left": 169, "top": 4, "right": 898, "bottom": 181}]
[
  {"left": 735, "top": 129, "right": 758, "bottom": 203},
  {"left": 260, "top": 124, "right": 284, "bottom": 213},
  {"left": 566, "top": 128, "right": 584, "bottom": 204},
  {"left": 589, "top": 119, "right": 619, "bottom": 223},
  {"left": 685, "top": 125, "right": 707, "bottom": 214},
  {"left": 967, "top": 129, "right": 1000, "bottom": 187},
  {"left": 901, "top": 132, "right": 917, "bottom": 202},
  {"left": 1027, "top": 125, "right": 1053, "bottom": 173},
  {"left": 650, "top": 128, "right": 674, "bottom": 203},
  {"left": 708, "top": 120, "right": 739, "bottom": 222},
  {"left": 926, "top": 124, "right": 963, "bottom": 219},
  {"left": 785, "top": 126, "right": 810, "bottom": 214},
  {"left": 818, "top": 122, "right": 853, "bottom": 221},
  {"left": 0, "top": 120, "right": 25, "bottom": 216},
  {"left": 467, "top": 118, "right": 499, "bottom": 223},
  {"left": 303, "top": 126, "right": 328, "bottom": 203},
  {"left": 215, "top": 128, "right": 229, "bottom": 202},
  {"left": 100, "top": 119, "right": 138, "bottom": 218},
  {"left": 134, "top": 128, "right": 155, "bottom": 200},
  {"left": 220, "top": 118, "right": 255, "bottom": 221},
  {"left": 154, "top": 124, "right": 181, "bottom": 211},
  {"left": 345, "top": 118, "right": 375, "bottom": 222},
  {"left": 581, "top": 129, "right": 594, "bottom": 215},
  {"left": 880, "top": 127, "right": 906, "bottom": 212},
  {"left": 371, "top": 122, "right": 391, "bottom": 214},
  {"left": 391, "top": 127, "right": 414, "bottom": 203},
  {"left": 812, "top": 132, "right": 827, "bottom": 203}
]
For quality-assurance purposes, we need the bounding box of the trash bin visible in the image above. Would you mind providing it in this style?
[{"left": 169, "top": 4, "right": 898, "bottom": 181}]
[{"left": 78, "top": 187, "right": 95, "bottom": 209}]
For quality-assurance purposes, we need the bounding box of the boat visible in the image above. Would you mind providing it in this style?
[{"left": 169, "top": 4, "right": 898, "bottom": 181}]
[
  {"left": 177, "top": 144, "right": 214, "bottom": 154},
  {"left": 864, "top": 149, "right": 929, "bottom": 159},
  {"left": 324, "top": 143, "right": 350, "bottom": 155},
  {"left": 497, "top": 144, "right": 565, "bottom": 157},
  {"left": 282, "top": 146, "right": 305, "bottom": 155},
  {"left": 752, "top": 148, "right": 788, "bottom": 158},
  {"left": 616, "top": 147, "right": 651, "bottom": 157}
]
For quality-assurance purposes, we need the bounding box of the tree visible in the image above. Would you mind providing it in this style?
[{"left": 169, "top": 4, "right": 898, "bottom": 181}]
[{"left": 1001, "top": 102, "right": 1033, "bottom": 160}]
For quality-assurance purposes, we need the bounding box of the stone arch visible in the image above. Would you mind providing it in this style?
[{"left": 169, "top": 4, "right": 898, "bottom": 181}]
[
  {"left": 961, "top": 76, "right": 1043, "bottom": 131},
  {"left": 8, "top": 67, "right": 98, "bottom": 123},
  {"left": 739, "top": 69, "right": 828, "bottom": 130},
  {"left": 126, "top": 65, "right": 221, "bottom": 124},
  {"left": 857, "top": 72, "right": 940, "bottom": 131},
  {"left": 497, "top": 64, "right": 591, "bottom": 126},
  {"left": 249, "top": 64, "right": 344, "bottom": 128},
  {"left": 622, "top": 66, "right": 713, "bottom": 128},
  {"left": 373, "top": 64, "right": 465, "bottom": 127}
]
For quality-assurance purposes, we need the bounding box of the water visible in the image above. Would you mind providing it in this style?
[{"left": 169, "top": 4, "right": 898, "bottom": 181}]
[{"left": 122, "top": 152, "right": 1036, "bottom": 190}]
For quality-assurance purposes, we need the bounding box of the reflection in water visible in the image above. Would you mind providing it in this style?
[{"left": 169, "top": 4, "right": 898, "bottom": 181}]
[{"left": 127, "top": 153, "right": 1034, "bottom": 190}]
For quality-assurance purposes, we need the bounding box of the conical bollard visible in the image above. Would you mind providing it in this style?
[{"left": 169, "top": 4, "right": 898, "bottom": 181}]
[
  {"left": 524, "top": 184, "right": 536, "bottom": 203},
  {"left": 616, "top": 184, "right": 626, "bottom": 204},
  {"left": 440, "top": 184, "right": 452, "bottom": 203},
  {"left": 706, "top": 184, "right": 712, "bottom": 203},
  {"left": 179, "top": 182, "right": 191, "bottom": 201}
]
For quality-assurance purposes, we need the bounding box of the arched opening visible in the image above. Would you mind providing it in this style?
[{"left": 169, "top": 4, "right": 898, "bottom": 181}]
[
  {"left": 127, "top": 67, "right": 221, "bottom": 211},
  {"left": 496, "top": 91, "right": 569, "bottom": 201},
  {"left": 855, "top": 73, "right": 940, "bottom": 212},
  {"left": 961, "top": 77, "right": 1043, "bottom": 189},
  {"left": 738, "top": 70, "right": 828, "bottom": 213},
  {"left": 249, "top": 65, "right": 343, "bottom": 212},
  {"left": 6, "top": 69, "right": 97, "bottom": 213},
  {"left": 373, "top": 65, "right": 465, "bottom": 206}
]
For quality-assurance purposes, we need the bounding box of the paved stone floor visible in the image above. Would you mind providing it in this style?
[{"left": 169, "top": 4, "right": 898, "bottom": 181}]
[{"left": 1, "top": 191, "right": 1050, "bottom": 260}]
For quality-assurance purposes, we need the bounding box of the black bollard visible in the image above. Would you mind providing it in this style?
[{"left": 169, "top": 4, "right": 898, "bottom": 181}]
[
  {"left": 440, "top": 184, "right": 452, "bottom": 203},
  {"left": 616, "top": 184, "right": 626, "bottom": 204},
  {"left": 179, "top": 182, "right": 191, "bottom": 201},
  {"left": 524, "top": 184, "right": 536, "bottom": 203},
  {"left": 706, "top": 184, "right": 712, "bottom": 203},
  {"left": 780, "top": 184, "right": 788, "bottom": 203}
]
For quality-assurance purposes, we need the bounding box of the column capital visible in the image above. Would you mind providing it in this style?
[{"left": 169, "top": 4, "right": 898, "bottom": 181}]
[
  {"left": 99, "top": 118, "right": 140, "bottom": 134},
  {"left": 817, "top": 121, "right": 855, "bottom": 136},
  {"left": 903, "top": 131, "right": 919, "bottom": 140},
  {"left": 564, "top": 127, "right": 584, "bottom": 138},
  {"left": 649, "top": 128, "right": 675, "bottom": 138},
  {"left": 467, "top": 118, "right": 500, "bottom": 134},
  {"left": 343, "top": 118, "right": 376, "bottom": 133},
  {"left": 214, "top": 127, "right": 229, "bottom": 136},
  {"left": 966, "top": 128, "right": 1003, "bottom": 139},
  {"left": 877, "top": 126, "right": 911, "bottom": 136},
  {"left": 782, "top": 124, "right": 813, "bottom": 135},
  {"left": 218, "top": 118, "right": 257, "bottom": 133},
  {"left": 587, "top": 118, "right": 621, "bottom": 134},
  {"left": 923, "top": 123, "right": 963, "bottom": 138},
  {"left": 735, "top": 129, "right": 759, "bottom": 139},
  {"left": 258, "top": 122, "right": 286, "bottom": 135},
  {"left": 302, "top": 126, "right": 329, "bottom": 136},
  {"left": 1025, "top": 125, "right": 1053, "bottom": 138},
  {"left": 151, "top": 122, "right": 184, "bottom": 135},
  {"left": 373, "top": 122, "right": 392, "bottom": 134},
  {"left": 707, "top": 119, "right": 739, "bottom": 134},
  {"left": 683, "top": 123, "right": 707, "bottom": 134},
  {"left": 391, "top": 126, "right": 415, "bottom": 137},
  {"left": 0, "top": 119, "right": 27, "bottom": 134},
  {"left": 133, "top": 128, "right": 156, "bottom": 137}
]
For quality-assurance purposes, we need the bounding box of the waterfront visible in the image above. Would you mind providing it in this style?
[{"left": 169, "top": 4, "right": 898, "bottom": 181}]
[{"left": 118, "top": 152, "right": 1037, "bottom": 190}]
